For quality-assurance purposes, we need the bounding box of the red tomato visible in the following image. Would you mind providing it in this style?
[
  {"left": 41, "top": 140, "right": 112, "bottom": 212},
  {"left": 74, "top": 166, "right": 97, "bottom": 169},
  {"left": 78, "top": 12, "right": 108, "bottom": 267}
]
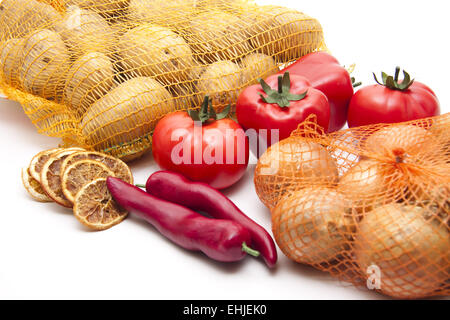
[
  {"left": 236, "top": 72, "right": 330, "bottom": 156},
  {"left": 347, "top": 68, "right": 440, "bottom": 127},
  {"left": 152, "top": 102, "right": 249, "bottom": 190},
  {"left": 279, "top": 52, "right": 355, "bottom": 132}
]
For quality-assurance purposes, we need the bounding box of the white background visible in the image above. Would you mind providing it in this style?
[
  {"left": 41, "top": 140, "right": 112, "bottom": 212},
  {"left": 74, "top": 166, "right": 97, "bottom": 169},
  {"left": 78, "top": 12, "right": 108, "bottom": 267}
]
[{"left": 0, "top": 0, "right": 449, "bottom": 300}]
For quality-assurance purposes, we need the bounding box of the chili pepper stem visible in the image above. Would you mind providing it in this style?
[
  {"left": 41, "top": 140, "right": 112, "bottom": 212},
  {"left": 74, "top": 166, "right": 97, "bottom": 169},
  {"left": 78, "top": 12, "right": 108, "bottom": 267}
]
[
  {"left": 136, "top": 184, "right": 146, "bottom": 188},
  {"left": 242, "top": 242, "right": 260, "bottom": 258}
]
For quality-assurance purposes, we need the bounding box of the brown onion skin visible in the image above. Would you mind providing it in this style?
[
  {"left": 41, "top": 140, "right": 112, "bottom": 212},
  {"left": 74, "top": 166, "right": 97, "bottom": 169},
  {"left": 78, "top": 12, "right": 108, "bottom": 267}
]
[
  {"left": 272, "top": 187, "right": 356, "bottom": 266},
  {"left": 355, "top": 204, "right": 449, "bottom": 299},
  {"left": 254, "top": 137, "right": 339, "bottom": 210}
]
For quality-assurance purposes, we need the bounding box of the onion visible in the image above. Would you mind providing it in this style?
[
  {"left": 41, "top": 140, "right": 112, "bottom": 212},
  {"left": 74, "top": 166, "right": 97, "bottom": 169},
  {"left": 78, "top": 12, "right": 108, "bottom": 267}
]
[
  {"left": 354, "top": 203, "right": 449, "bottom": 299},
  {"left": 272, "top": 187, "right": 356, "bottom": 265},
  {"left": 361, "top": 124, "right": 446, "bottom": 206},
  {"left": 254, "top": 136, "right": 339, "bottom": 209},
  {"left": 337, "top": 160, "right": 400, "bottom": 215},
  {"left": 429, "top": 115, "right": 450, "bottom": 163},
  {"left": 364, "top": 125, "right": 438, "bottom": 160},
  {"left": 409, "top": 164, "right": 450, "bottom": 227}
]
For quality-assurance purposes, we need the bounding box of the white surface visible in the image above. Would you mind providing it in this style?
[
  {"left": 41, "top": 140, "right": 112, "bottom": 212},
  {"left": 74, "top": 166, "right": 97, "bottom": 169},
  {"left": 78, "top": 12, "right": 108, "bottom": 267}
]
[{"left": 0, "top": 0, "right": 449, "bottom": 300}]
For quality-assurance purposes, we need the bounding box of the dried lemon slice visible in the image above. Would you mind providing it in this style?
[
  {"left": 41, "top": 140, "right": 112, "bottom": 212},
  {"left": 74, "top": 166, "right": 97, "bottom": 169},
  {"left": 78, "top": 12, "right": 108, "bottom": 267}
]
[
  {"left": 21, "top": 167, "right": 52, "bottom": 202},
  {"left": 61, "top": 151, "right": 133, "bottom": 184},
  {"left": 61, "top": 159, "right": 115, "bottom": 204},
  {"left": 28, "top": 148, "right": 63, "bottom": 182},
  {"left": 40, "top": 148, "right": 85, "bottom": 207},
  {"left": 73, "top": 178, "right": 128, "bottom": 231}
]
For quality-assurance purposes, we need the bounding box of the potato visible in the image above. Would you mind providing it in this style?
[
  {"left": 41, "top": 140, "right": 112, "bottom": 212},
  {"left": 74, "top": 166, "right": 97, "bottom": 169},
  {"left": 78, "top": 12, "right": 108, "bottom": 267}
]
[
  {"left": 116, "top": 23, "right": 195, "bottom": 86},
  {"left": 166, "top": 59, "right": 205, "bottom": 110},
  {"left": 243, "top": 6, "right": 324, "bottom": 63},
  {"left": 81, "top": 77, "right": 175, "bottom": 161},
  {"left": 65, "top": 0, "right": 129, "bottom": 18},
  {"left": 55, "top": 5, "right": 115, "bottom": 58},
  {"left": 272, "top": 187, "right": 356, "bottom": 265},
  {"left": 64, "top": 52, "right": 114, "bottom": 117},
  {"left": 254, "top": 136, "right": 339, "bottom": 209},
  {"left": 188, "top": 59, "right": 206, "bottom": 81},
  {"left": 355, "top": 204, "right": 449, "bottom": 299},
  {"left": 0, "top": 0, "right": 62, "bottom": 39},
  {"left": 196, "top": 60, "right": 243, "bottom": 113},
  {"left": 186, "top": 10, "right": 253, "bottom": 63},
  {"left": 128, "top": 0, "right": 196, "bottom": 31},
  {"left": 196, "top": 0, "right": 241, "bottom": 11},
  {"left": 0, "top": 38, "right": 25, "bottom": 86},
  {"left": 20, "top": 29, "right": 70, "bottom": 100},
  {"left": 240, "top": 53, "right": 277, "bottom": 86},
  {"left": 168, "top": 83, "right": 202, "bottom": 112}
]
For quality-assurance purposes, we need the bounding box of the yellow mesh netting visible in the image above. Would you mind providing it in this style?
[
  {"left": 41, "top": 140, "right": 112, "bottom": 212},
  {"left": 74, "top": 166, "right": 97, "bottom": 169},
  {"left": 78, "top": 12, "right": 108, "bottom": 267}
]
[
  {"left": 0, "top": 0, "right": 326, "bottom": 161},
  {"left": 255, "top": 113, "right": 450, "bottom": 299}
]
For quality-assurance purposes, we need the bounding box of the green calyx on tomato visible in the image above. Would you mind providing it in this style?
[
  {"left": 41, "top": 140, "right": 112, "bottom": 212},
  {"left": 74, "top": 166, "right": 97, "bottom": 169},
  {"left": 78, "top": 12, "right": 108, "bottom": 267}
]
[
  {"left": 258, "top": 72, "right": 308, "bottom": 108},
  {"left": 373, "top": 67, "right": 415, "bottom": 91},
  {"left": 236, "top": 71, "right": 330, "bottom": 157},
  {"left": 188, "top": 96, "right": 231, "bottom": 124}
]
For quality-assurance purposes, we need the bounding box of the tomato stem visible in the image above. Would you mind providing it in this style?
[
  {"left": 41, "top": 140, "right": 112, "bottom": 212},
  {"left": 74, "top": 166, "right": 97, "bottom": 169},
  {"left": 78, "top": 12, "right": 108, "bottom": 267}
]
[
  {"left": 277, "top": 75, "right": 283, "bottom": 94},
  {"left": 188, "top": 96, "right": 231, "bottom": 124},
  {"left": 351, "top": 77, "right": 362, "bottom": 88},
  {"left": 259, "top": 72, "right": 308, "bottom": 108},
  {"left": 373, "top": 67, "right": 415, "bottom": 91},
  {"left": 394, "top": 66, "right": 401, "bottom": 82}
]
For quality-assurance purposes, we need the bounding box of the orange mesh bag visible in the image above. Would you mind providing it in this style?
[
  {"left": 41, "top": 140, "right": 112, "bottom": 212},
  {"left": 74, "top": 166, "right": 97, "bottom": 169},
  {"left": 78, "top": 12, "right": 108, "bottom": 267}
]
[
  {"left": 255, "top": 114, "right": 450, "bottom": 299},
  {"left": 0, "top": 0, "right": 326, "bottom": 161}
]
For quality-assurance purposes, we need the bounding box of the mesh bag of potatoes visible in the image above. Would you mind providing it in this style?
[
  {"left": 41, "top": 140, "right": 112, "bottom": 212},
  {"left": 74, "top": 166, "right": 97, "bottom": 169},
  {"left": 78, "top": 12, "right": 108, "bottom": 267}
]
[
  {"left": 255, "top": 113, "right": 450, "bottom": 299},
  {"left": 0, "top": 0, "right": 326, "bottom": 161}
]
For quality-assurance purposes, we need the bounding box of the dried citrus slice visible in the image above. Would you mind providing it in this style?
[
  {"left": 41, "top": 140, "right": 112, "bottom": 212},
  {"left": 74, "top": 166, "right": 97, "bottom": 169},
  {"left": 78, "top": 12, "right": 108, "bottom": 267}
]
[
  {"left": 21, "top": 167, "right": 52, "bottom": 202},
  {"left": 61, "top": 151, "right": 133, "bottom": 184},
  {"left": 61, "top": 159, "right": 115, "bottom": 204},
  {"left": 73, "top": 178, "right": 128, "bottom": 231},
  {"left": 28, "top": 148, "right": 63, "bottom": 182},
  {"left": 40, "top": 148, "right": 86, "bottom": 207}
]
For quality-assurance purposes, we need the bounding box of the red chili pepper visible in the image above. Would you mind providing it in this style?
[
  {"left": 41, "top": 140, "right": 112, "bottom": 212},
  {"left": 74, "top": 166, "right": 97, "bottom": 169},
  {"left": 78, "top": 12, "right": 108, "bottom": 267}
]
[
  {"left": 143, "top": 171, "right": 278, "bottom": 268},
  {"left": 279, "top": 52, "right": 356, "bottom": 132},
  {"left": 107, "top": 177, "right": 260, "bottom": 263}
]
